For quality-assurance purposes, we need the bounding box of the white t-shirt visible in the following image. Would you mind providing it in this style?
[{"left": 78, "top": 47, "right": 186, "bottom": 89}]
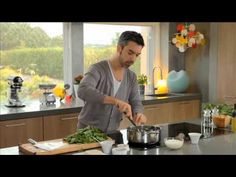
[{"left": 107, "top": 61, "right": 121, "bottom": 96}]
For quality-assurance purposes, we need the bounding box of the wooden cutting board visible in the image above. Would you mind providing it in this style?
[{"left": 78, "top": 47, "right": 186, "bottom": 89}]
[{"left": 19, "top": 138, "right": 106, "bottom": 155}]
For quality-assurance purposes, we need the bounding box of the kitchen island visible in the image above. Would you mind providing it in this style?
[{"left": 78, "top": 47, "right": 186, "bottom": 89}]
[
  {"left": 1, "top": 119, "right": 236, "bottom": 155},
  {"left": 0, "top": 93, "right": 202, "bottom": 148}
]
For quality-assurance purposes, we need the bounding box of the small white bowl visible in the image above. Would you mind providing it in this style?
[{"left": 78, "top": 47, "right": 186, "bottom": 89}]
[
  {"left": 112, "top": 147, "right": 129, "bottom": 155},
  {"left": 164, "top": 137, "right": 184, "bottom": 150},
  {"left": 117, "top": 144, "right": 130, "bottom": 151},
  {"left": 188, "top": 132, "right": 201, "bottom": 144}
]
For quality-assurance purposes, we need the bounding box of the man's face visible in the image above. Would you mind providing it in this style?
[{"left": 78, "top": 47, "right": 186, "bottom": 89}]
[{"left": 118, "top": 41, "right": 143, "bottom": 68}]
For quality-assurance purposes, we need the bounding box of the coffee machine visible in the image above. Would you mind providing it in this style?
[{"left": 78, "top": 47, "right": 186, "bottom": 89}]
[{"left": 5, "top": 76, "right": 25, "bottom": 107}]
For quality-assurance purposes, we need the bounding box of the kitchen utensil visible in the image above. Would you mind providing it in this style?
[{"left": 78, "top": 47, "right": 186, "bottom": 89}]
[
  {"left": 116, "top": 104, "right": 135, "bottom": 126},
  {"left": 27, "top": 138, "right": 64, "bottom": 151},
  {"left": 127, "top": 125, "right": 161, "bottom": 148},
  {"left": 28, "top": 138, "right": 37, "bottom": 145},
  {"left": 123, "top": 111, "right": 136, "bottom": 127}
]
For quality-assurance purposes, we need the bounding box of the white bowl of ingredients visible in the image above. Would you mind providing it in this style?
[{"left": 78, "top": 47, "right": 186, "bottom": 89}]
[
  {"left": 112, "top": 144, "right": 130, "bottom": 155},
  {"left": 164, "top": 137, "right": 184, "bottom": 150}
]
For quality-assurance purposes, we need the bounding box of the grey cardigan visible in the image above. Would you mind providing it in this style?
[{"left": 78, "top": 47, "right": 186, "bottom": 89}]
[{"left": 77, "top": 60, "right": 144, "bottom": 133}]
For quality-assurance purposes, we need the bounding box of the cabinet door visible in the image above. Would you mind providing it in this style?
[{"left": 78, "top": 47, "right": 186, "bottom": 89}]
[
  {"left": 143, "top": 103, "right": 172, "bottom": 125},
  {"left": 172, "top": 100, "right": 200, "bottom": 122},
  {"left": 118, "top": 103, "right": 172, "bottom": 129},
  {"left": 217, "top": 23, "right": 236, "bottom": 104},
  {"left": 43, "top": 113, "right": 79, "bottom": 140},
  {"left": 0, "top": 117, "right": 43, "bottom": 148}
]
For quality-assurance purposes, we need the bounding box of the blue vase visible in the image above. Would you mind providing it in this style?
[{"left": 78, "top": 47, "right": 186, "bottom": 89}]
[{"left": 167, "top": 70, "right": 189, "bottom": 93}]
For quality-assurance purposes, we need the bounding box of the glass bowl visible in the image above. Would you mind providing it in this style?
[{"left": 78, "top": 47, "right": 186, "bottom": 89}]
[{"left": 164, "top": 137, "right": 184, "bottom": 150}]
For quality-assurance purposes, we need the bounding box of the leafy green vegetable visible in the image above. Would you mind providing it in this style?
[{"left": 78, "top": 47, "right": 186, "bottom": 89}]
[
  {"left": 202, "top": 103, "right": 216, "bottom": 110},
  {"left": 64, "top": 126, "right": 108, "bottom": 144},
  {"left": 217, "top": 104, "right": 234, "bottom": 116},
  {"left": 202, "top": 103, "right": 234, "bottom": 116}
]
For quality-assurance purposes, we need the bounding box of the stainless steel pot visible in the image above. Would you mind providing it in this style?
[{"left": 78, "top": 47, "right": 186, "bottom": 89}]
[{"left": 127, "top": 125, "right": 161, "bottom": 147}]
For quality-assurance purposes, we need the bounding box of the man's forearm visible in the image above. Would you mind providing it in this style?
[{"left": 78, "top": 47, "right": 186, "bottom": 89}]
[
  {"left": 103, "top": 95, "right": 117, "bottom": 105},
  {"left": 104, "top": 96, "right": 133, "bottom": 119}
]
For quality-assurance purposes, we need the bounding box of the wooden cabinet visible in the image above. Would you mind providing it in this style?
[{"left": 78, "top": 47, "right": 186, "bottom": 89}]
[
  {"left": 119, "top": 99, "right": 200, "bottom": 128},
  {"left": 0, "top": 113, "right": 79, "bottom": 148},
  {"left": 144, "top": 103, "right": 172, "bottom": 125},
  {"left": 118, "top": 103, "right": 172, "bottom": 129},
  {"left": 171, "top": 100, "right": 201, "bottom": 122},
  {"left": 0, "top": 117, "right": 43, "bottom": 148},
  {"left": 43, "top": 113, "right": 79, "bottom": 140},
  {"left": 144, "top": 100, "right": 200, "bottom": 125},
  {"left": 217, "top": 23, "right": 236, "bottom": 104}
]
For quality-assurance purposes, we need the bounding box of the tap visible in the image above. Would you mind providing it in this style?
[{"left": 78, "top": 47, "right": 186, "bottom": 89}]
[{"left": 152, "top": 66, "right": 163, "bottom": 94}]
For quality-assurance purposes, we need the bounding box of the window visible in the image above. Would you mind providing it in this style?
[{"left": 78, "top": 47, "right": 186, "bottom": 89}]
[
  {"left": 83, "top": 23, "right": 154, "bottom": 77},
  {"left": 0, "top": 22, "right": 160, "bottom": 101},
  {"left": 0, "top": 22, "right": 64, "bottom": 101}
]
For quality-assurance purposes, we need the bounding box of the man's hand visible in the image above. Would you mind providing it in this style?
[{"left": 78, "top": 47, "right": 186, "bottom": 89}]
[
  {"left": 115, "top": 99, "right": 133, "bottom": 120},
  {"left": 103, "top": 96, "right": 133, "bottom": 120},
  {"left": 133, "top": 113, "right": 147, "bottom": 125}
]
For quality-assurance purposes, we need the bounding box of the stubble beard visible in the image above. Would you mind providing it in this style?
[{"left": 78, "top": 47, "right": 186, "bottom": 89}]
[
  {"left": 119, "top": 51, "right": 133, "bottom": 68},
  {"left": 119, "top": 57, "right": 133, "bottom": 68}
]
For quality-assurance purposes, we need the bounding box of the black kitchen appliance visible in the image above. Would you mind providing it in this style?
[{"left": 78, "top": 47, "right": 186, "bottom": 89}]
[{"left": 5, "top": 76, "right": 25, "bottom": 107}]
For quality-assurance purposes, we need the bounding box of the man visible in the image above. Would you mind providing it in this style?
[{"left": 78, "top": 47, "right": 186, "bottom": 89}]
[{"left": 77, "top": 31, "right": 147, "bottom": 134}]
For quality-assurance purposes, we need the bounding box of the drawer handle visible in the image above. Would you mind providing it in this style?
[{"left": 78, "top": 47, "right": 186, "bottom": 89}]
[
  {"left": 224, "top": 96, "right": 236, "bottom": 99},
  {"left": 179, "top": 102, "right": 190, "bottom": 105},
  {"left": 145, "top": 106, "right": 159, "bottom": 109},
  {"left": 145, "top": 106, "right": 159, "bottom": 110},
  {"left": 61, "top": 117, "right": 77, "bottom": 121},
  {"left": 5, "top": 123, "right": 26, "bottom": 127}
]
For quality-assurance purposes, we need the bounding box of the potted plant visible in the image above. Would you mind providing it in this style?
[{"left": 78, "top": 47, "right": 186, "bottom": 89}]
[
  {"left": 137, "top": 74, "right": 148, "bottom": 95},
  {"left": 73, "top": 74, "right": 83, "bottom": 98}
]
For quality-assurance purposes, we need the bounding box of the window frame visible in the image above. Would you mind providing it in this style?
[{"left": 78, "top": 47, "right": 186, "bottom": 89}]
[{"left": 63, "top": 22, "right": 160, "bottom": 95}]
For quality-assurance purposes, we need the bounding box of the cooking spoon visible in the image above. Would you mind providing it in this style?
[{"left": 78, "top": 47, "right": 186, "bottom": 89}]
[
  {"left": 116, "top": 104, "right": 136, "bottom": 126},
  {"left": 123, "top": 111, "right": 137, "bottom": 127}
]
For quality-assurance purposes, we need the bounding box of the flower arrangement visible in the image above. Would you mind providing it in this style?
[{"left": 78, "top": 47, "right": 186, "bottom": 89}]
[
  {"left": 171, "top": 23, "right": 205, "bottom": 52},
  {"left": 74, "top": 74, "right": 83, "bottom": 84}
]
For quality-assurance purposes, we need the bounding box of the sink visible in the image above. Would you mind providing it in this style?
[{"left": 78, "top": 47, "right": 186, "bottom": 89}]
[{"left": 145, "top": 93, "right": 178, "bottom": 97}]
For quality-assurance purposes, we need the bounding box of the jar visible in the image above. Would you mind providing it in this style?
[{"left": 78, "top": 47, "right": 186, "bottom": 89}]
[{"left": 231, "top": 117, "right": 236, "bottom": 132}]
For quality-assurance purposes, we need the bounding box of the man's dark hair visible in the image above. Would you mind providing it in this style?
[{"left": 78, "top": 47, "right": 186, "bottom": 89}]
[{"left": 118, "top": 31, "right": 145, "bottom": 47}]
